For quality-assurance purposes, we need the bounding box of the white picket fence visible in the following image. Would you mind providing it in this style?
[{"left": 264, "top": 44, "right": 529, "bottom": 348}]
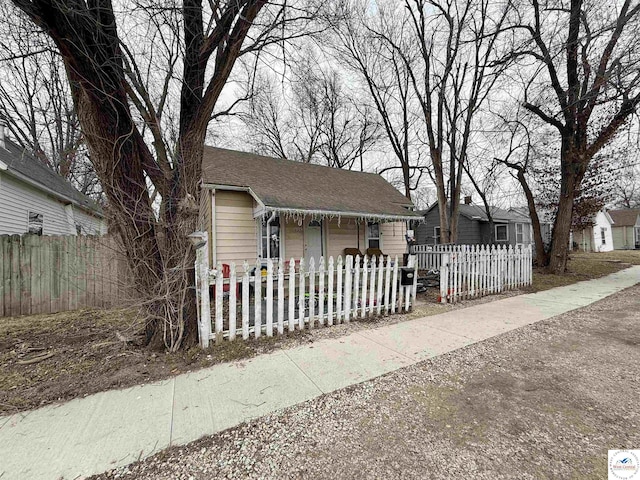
[
  {"left": 438, "top": 244, "right": 533, "bottom": 303},
  {"left": 194, "top": 249, "right": 418, "bottom": 347},
  {"left": 413, "top": 244, "right": 456, "bottom": 270}
]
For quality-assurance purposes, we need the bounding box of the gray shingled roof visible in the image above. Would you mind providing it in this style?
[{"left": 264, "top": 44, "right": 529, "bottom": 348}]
[
  {"left": 608, "top": 209, "right": 640, "bottom": 226},
  {"left": 419, "top": 203, "right": 531, "bottom": 223},
  {"left": 0, "top": 139, "right": 102, "bottom": 215},
  {"left": 201, "top": 147, "right": 420, "bottom": 220}
]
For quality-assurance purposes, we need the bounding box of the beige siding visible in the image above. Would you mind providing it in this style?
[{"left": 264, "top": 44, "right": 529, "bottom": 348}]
[
  {"left": 326, "top": 219, "right": 364, "bottom": 259},
  {"left": 214, "top": 190, "right": 257, "bottom": 271},
  {"left": 0, "top": 172, "right": 74, "bottom": 235},
  {"left": 283, "top": 219, "right": 305, "bottom": 260},
  {"left": 380, "top": 221, "right": 407, "bottom": 258}
]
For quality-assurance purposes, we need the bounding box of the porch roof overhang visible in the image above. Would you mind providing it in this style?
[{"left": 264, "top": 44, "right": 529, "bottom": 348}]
[{"left": 202, "top": 183, "right": 422, "bottom": 223}]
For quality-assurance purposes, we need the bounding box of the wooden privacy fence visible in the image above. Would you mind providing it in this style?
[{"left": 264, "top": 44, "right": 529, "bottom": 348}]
[
  {"left": 195, "top": 252, "right": 418, "bottom": 347},
  {"left": 438, "top": 244, "right": 533, "bottom": 303},
  {"left": 0, "top": 234, "right": 127, "bottom": 317}
]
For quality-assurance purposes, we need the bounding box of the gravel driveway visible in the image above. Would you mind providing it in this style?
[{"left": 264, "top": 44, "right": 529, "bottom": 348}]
[{"left": 96, "top": 284, "right": 640, "bottom": 480}]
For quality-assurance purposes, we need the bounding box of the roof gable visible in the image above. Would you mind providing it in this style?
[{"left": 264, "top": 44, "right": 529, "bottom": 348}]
[{"left": 201, "top": 147, "right": 419, "bottom": 220}]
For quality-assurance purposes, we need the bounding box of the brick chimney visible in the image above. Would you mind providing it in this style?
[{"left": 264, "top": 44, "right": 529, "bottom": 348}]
[{"left": 464, "top": 195, "right": 472, "bottom": 205}]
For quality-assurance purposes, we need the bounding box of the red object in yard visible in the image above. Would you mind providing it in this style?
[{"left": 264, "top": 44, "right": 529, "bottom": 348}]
[{"left": 212, "top": 263, "right": 239, "bottom": 297}]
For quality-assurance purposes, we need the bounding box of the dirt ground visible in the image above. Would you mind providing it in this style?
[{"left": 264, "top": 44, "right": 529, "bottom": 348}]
[
  {"left": 0, "top": 251, "right": 636, "bottom": 417},
  {"left": 94, "top": 283, "right": 640, "bottom": 480}
]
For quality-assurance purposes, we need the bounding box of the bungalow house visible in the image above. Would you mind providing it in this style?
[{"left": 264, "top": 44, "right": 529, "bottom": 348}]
[
  {"left": 0, "top": 133, "right": 105, "bottom": 236},
  {"left": 415, "top": 200, "right": 533, "bottom": 246},
  {"left": 607, "top": 208, "right": 640, "bottom": 250},
  {"left": 199, "top": 147, "right": 421, "bottom": 271},
  {"left": 570, "top": 210, "right": 615, "bottom": 252}
]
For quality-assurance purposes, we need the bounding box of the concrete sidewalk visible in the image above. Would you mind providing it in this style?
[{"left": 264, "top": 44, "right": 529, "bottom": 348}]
[{"left": 1, "top": 266, "right": 638, "bottom": 480}]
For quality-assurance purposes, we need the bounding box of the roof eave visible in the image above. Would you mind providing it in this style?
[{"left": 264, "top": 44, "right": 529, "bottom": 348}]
[
  {"left": 3, "top": 167, "right": 103, "bottom": 217},
  {"left": 262, "top": 206, "right": 421, "bottom": 222}
]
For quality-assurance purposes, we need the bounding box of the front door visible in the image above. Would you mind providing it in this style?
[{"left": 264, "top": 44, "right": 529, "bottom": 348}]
[
  {"left": 635, "top": 226, "right": 640, "bottom": 249},
  {"left": 304, "top": 220, "right": 323, "bottom": 265}
]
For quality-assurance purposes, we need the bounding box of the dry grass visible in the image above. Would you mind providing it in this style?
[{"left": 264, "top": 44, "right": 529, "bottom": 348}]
[
  {"left": 2, "top": 250, "right": 637, "bottom": 415},
  {"left": 529, "top": 250, "right": 640, "bottom": 292}
]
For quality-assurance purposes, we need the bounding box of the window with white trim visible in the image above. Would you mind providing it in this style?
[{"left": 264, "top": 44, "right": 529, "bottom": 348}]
[
  {"left": 495, "top": 224, "right": 508, "bottom": 242},
  {"left": 434, "top": 226, "right": 441, "bottom": 244},
  {"left": 515, "top": 223, "right": 524, "bottom": 244},
  {"left": 367, "top": 222, "right": 380, "bottom": 249},
  {"left": 600, "top": 227, "right": 606, "bottom": 245},
  {"left": 28, "top": 211, "right": 43, "bottom": 235},
  {"left": 259, "top": 215, "right": 281, "bottom": 259}
]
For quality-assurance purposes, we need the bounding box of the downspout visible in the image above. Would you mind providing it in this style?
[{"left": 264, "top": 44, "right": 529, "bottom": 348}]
[{"left": 265, "top": 211, "right": 276, "bottom": 259}]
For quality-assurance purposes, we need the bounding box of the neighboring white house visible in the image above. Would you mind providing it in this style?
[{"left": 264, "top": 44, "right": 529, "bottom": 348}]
[
  {"left": 572, "top": 210, "right": 615, "bottom": 252},
  {"left": 0, "top": 131, "right": 106, "bottom": 236}
]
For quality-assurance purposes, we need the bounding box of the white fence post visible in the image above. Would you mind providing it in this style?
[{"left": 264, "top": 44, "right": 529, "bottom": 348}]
[
  {"left": 377, "top": 255, "right": 384, "bottom": 316},
  {"left": 308, "top": 257, "right": 316, "bottom": 329},
  {"left": 277, "top": 258, "right": 284, "bottom": 335},
  {"left": 360, "top": 255, "right": 368, "bottom": 318},
  {"left": 318, "top": 257, "right": 325, "bottom": 327},
  {"left": 242, "top": 261, "right": 250, "bottom": 340},
  {"left": 327, "top": 257, "right": 335, "bottom": 326},
  {"left": 344, "top": 255, "right": 353, "bottom": 323},
  {"left": 229, "top": 262, "right": 237, "bottom": 341},
  {"left": 440, "top": 253, "right": 449, "bottom": 304},
  {"left": 384, "top": 257, "right": 392, "bottom": 315},
  {"left": 194, "top": 234, "right": 211, "bottom": 349},
  {"left": 215, "top": 261, "right": 224, "bottom": 343},
  {"left": 288, "top": 258, "right": 295, "bottom": 332},
  {"left": 298, "top": 258, "right": 306, "bottom": 330},
  {"left": 369, "top": 256, "right": 377, "bottom": 316},
  {"left": 391, "top": 256, "right": 399, "bottom": 313},
  {"left": 353, "top": 255, "right": 361, "bottom": 320},
  {"left": 336, "top": 256, "right": 343, "bottom": 324},
  {"left": 254, "top": 259, "right": 262, "bottom": 338}
]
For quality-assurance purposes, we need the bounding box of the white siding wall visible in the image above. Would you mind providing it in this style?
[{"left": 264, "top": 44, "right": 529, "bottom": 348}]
[
  {"left": 74, "top": 207, "right": 107, "bottom": 235},
  {"left": 214, "top": 190, "right": 257, "bottom": 271},
  {"left": 592, "top": 211, "right": 614, "bottom": 252},
  {"left": 0, "top": 172, "right": 74, "bottom": 235}
]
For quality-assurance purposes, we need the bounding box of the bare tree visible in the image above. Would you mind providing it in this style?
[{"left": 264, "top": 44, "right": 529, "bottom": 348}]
[
  {"left": 507, "top": 0, "right": 640, "bottom": 272},
  {"left": 0, "top": 8, "right": 100, "bottom": 198},
  {"left": 9, "top": 0, "right": 318, "bottom": 350},
  {"left": 242, "top": 58, "right": 379, "bottom": 168},
  {"left": 327, "top": 1, "right": 427, "bottom": 199},
  {"left": 327, "top": 0, "right": 510, "bottom": 236}
]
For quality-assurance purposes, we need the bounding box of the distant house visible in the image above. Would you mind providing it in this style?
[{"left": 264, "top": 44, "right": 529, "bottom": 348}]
[
  {"left": 608, "top": 208, "right": 640, "bottom": 250},
  {"left": 0, "top": 133, "right": 105, "bottom": 236},
  {"left": 415, "top": 200, "right": 533, "bottom": 246},
  {"left": 570, "top": 210, "right": 614, "bottom": 252},
  {"left": 199, "top": 147, "right": 421, "bottom": 271}
]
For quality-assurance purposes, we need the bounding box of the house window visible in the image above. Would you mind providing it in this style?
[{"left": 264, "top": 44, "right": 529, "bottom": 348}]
[
  {"left": 367, "top": 222, "right": 380, "bottom": 249},
  {"left": 600, "top": 227, "right": 606, "bottom": 245},
  {"left": 434, "top": 226, "right": 441, "bottom": 245},
  {"left": 495, "top": 224, "right": 508, "bottom": 242},
  {"left": 76, "top": 224, "right": 83, "bottom": 235},
  {"left": 515, "top": 223, "right": 524, "bottom": 244},
  {"left": 28, "top": 211, "right": 43, "bottom": 235},
  {"left": 260, "top": 215, "right": 281, "bottom": 259}
]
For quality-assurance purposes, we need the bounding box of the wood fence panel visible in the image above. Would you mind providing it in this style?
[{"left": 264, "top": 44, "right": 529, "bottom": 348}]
[{"left": 0, "top": 235, "right": 128, "bottom": 317}]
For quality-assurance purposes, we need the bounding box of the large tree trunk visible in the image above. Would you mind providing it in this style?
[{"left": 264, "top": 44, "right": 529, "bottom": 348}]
[
  {"left": 548, "top": 147, "right": 587, "bottom": 273},
  {"left": 516, "top": 169, "right": 549, "bottom": 265}
]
